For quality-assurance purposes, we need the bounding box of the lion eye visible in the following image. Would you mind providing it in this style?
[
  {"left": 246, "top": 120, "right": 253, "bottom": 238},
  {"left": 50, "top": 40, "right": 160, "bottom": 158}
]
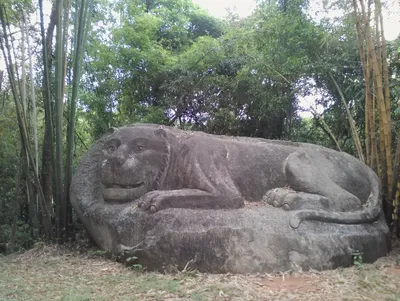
[{"left": 108, "top": 145, "right": 116, "bottom": 152}]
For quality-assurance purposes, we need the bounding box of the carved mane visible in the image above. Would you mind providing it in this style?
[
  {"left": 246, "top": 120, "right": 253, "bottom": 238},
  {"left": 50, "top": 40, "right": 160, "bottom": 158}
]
[{"left": 153, "top": 134, "right": 171, "bottom": 190}]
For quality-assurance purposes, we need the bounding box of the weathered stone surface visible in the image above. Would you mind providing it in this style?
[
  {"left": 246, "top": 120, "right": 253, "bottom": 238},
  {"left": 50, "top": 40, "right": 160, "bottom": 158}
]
[{"left": 70, "top": 124, "right": 390, "bottom": 273}]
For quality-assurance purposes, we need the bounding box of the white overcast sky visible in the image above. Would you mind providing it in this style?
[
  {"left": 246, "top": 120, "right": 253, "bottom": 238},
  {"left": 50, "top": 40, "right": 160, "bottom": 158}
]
[{"left": 192, "top": 0, "right": 257, "bottom": 18}]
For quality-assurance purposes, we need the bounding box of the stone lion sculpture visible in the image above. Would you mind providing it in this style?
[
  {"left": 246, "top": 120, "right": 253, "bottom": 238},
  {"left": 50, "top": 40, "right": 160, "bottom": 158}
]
[
  {"left": 100, "top": 124, "right": 380, "bottom": 229},
  {"left": 70, "top": 123, "right": 390, "bottom": 273}
]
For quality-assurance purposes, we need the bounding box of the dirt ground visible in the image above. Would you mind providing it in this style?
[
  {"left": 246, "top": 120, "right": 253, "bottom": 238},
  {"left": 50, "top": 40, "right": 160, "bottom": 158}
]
[{"left": 1, "top": 240, "right": 400, "bottom": 301}]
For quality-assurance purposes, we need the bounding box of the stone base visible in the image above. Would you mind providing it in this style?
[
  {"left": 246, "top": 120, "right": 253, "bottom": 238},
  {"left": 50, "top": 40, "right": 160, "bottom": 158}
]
[{"left": 81, "top": 205, "right": 391, "bottom": 274}]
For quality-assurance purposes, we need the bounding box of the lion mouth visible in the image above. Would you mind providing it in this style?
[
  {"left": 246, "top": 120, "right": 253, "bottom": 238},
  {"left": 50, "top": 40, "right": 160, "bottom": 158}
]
[
  {"left": 104, "top": 183, "right": 144, "bottom": 189},
  {"left": 102, "top": 182, "right": 145, "bottom": 203}
]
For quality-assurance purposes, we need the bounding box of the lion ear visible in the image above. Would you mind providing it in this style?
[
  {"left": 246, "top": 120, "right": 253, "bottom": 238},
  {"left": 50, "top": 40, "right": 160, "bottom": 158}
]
[
  {"left": 102, "top": 127, "right": 117, "bottom": 137},
  {"left": 108, "top": 127, "right": 118, "bottom": 134},
  {"left": 154, "top": 128, "right": 167, "bottom": 139}
]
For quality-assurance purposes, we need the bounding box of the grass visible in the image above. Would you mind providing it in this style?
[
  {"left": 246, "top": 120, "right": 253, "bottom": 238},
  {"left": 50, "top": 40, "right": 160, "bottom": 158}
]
[{"left": 1, "top": 241, "right": 400, "bottom": 300}]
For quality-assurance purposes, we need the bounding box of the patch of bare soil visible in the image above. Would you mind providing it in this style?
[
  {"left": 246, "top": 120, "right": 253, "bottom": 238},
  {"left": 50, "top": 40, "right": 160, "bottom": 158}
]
[
  {"left": 385, "top": 266, "right": 400, "bottom": 276},
  {"left": 260, "top": 274, "right": 319, "bottom": 292},
  {"left": 1, "top": 241, "right": 400, "bottom": 301}
]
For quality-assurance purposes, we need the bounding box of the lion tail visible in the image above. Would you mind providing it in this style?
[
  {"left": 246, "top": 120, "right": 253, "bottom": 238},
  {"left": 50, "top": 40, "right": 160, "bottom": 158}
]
[{"left": 289, "top": 171, "right": 382, "bottom": 229}]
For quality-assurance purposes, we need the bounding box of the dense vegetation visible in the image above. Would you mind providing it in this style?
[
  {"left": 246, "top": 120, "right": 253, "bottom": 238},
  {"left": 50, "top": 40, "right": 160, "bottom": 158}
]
[{"left": 0, "top": 0, "right": 399, "bottom": 252}]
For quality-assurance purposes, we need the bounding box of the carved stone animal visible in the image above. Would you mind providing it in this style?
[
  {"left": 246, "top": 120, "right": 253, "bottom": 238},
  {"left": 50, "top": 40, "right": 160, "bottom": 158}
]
[{"left": 100, "top": 124, "right": 381, "bottom": 229}]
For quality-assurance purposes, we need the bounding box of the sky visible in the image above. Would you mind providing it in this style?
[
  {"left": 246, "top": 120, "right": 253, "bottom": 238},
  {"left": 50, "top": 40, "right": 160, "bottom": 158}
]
[{"left": 192, "top": 0, "right": 258, "bottom": 18}]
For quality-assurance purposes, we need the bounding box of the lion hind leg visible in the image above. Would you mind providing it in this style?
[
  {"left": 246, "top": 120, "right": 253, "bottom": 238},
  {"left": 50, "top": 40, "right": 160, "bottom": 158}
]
[{"left": 284, "top": 150, "right": 362, "bottom": 212}]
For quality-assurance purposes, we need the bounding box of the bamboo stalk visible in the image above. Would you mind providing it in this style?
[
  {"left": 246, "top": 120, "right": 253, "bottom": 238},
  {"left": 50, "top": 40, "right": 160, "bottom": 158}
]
[
  {"left": 65, "top": 0, "right": 94, "bottom": 236},
  {"left": 26, "top": 13, "right": 40, "bottom": 239},
  {"left": 20, "top": 16, "right": 27, "bottom": 116},
  {"left": 329, "top": 72, "right": 364, "bottom": 162},
  {"left": 359, "top": 0, "right": 392, "bottom": 197},
  {"left": 371, "top": 76, "right": 378, "bottom": 172},
  {"left": 39, "top": 0, "right": 55, "bottom": 234},
  {"left": 55, "top": 0, "right": 65, "bottom": 241},
  {"left": 20, "top": 12, "right": 39, "bottom": 240},
  {"left": 377, "top": 83, "right": 387, "bottom": 189},
  {"left": 354, "top": 7, "right": 371, "bottom": 166},
  {"left": 61, "top": 0, "right": 71, "bottom": 113},
  {"left": 353, "top": 1, "right": 377, "bottom": 171},
  {"left": 25, "top": 13, "right": 39, "bottom": 180},
  {"left": 313, "top": 112, "right": 342, "bottom": 151},
  {"left": 60, "top": 0, "right": 71, "bottom": 239},
  {"left": 377, "top": 0, "right": 393, "bottom": 198}
]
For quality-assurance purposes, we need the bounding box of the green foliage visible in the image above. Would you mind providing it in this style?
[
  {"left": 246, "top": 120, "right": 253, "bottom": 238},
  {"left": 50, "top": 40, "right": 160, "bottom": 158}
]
[
  {"left": 0, "top": 93, "right": 22, "bottom": 252},
  {"left": 126, "top": 255, "right": 144, "bottom": 270},
  {"left": 79, "top": 0, "right": 394, "bottom": 148},
  {"left": 0, "top": 223, "right": 32, "bottom": 253},
  {"left": 291, "top": 117, "right": 334, "bottom": 148},
  {"left": 255, "top": 2, "right": 323, "bottom": 77}
]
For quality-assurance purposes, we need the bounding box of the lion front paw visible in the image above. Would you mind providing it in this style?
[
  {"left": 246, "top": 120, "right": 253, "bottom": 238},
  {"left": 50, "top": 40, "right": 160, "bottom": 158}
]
[{"left": 138, "top": 191, "right": 170, "bottom": 213}]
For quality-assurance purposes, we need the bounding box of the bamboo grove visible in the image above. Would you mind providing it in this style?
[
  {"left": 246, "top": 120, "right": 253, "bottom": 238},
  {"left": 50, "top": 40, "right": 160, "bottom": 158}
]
[
  {"left": 352, "top": 0, "right": 400, "bottom": 233},
  {"left": 0, "top": 0, "right": 399, "bottom": 251},
  {"left": 0, "top": 0, "right": 93, "bottom": 245}
]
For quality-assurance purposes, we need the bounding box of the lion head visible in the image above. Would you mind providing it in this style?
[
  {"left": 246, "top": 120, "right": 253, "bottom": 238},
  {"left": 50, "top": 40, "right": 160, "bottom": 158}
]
[{"left": 101, "top": 125, "right": 170, "bottom": 203}]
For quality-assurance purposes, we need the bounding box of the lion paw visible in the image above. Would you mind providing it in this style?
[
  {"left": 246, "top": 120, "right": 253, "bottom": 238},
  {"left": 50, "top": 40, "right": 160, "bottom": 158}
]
[
  {"left": 263, "top": 188, "right": 332, "bottom": 212},
  {"left": 138, "top": 191, "right": 168, "bottom": 213},
  {"left": 263, "top": 188, "right": 298, "bottom": 211}
]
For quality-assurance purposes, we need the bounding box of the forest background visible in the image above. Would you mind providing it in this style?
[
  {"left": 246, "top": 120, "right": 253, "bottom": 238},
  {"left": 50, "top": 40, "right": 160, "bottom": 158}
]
[{"left": 0, "top": 0, "right": 399, "bottom": 252}]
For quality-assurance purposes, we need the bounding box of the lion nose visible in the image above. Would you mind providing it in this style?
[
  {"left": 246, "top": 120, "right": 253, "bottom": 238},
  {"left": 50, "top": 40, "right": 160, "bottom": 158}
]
[
  {"left": 111, "top": 148, "right": 127, "bottom": 165},
  {"left": 114, "top": 153, "right": 125, "bottom": 165}
]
